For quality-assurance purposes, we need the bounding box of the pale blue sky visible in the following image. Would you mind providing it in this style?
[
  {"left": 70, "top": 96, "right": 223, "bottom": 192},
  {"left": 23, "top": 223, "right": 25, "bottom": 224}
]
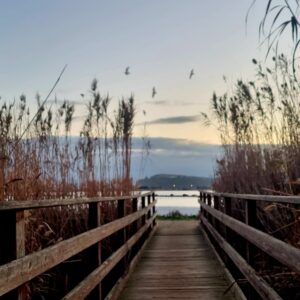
[{"left": 0, "top": 1, "right": 292, "bottom": 143}]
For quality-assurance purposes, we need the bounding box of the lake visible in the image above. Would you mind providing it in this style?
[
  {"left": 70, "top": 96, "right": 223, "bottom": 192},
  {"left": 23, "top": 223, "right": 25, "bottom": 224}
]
[{"left": 154, "top": 190, "right": 200, "bottom": 216}]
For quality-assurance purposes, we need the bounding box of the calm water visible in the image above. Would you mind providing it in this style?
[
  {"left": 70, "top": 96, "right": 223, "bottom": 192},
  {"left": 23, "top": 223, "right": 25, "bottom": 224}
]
[{"left": 154, "top": 190, "right": 200, "bottom": 216}]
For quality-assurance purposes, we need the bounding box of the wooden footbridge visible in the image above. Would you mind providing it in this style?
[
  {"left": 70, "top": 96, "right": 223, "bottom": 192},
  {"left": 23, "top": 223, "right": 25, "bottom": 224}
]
[
  {"left": 0, "top": 191, "right": 300, "bottom": 299},
  {"left": 118, "top": 220, "right": 237, "bottom": 300}
]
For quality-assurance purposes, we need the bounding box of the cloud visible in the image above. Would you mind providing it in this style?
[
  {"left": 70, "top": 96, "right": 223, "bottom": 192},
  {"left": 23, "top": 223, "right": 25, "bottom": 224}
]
[
  {"left": 72, "top": 114, "right": 88, "bottom": 121},
  {"left": 144, "top": 99, "right": 197, "bottom": 106},
  {"left": 130, "top": 137, "right": 222, "bottom": 179},
  {"left": 28, "top": 136, "right": 221, "bottom": 179},
  {"left": 132, "top": 137, "right": 221, "bottom": 156},
  {"left": 148, "top": 100, "right": 169, "bottom": 105},
  {"left": 47, "top": 99, "right": 85, "bottom": 106},
  {"left": 138, "top": 115, "right": 201, "bottom": 126}
]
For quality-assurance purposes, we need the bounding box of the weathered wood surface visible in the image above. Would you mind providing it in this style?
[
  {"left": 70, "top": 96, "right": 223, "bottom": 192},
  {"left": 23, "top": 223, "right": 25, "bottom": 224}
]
[
  {"left": 201, "top": 190, "right": 300, "bottom": 204},
  {"left": 200, "top": 201, "right": 300, "bottom": 275},
  {"left": 0, "top": 192, "right": 153, "bottom": 210},
  {"left": 201, "top": 215, "right": 282, "bottom": 300},
  {"left": 119, "top": 220, "right": 236, "bottom": 300},
  {"left": 63, "top": 214, "right": 157, "bottom": 300},
  {"left": 0, "top": 201, "right": 156, "bottom": 296}
]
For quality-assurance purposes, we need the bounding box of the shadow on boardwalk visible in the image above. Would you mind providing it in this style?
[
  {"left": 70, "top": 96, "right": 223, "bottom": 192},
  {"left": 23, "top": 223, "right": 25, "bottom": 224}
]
[{"left": 119, "top": 220, "right": 237, "bottom": 299}]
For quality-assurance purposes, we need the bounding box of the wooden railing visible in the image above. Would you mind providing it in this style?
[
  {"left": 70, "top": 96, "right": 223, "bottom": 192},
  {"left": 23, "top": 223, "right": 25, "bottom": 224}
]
[
  {"left": 0, "top": 192, "right": 156, "bottom": 300},
  {"left": 199, "top": 191, "right": 300, "bottom": 300}
]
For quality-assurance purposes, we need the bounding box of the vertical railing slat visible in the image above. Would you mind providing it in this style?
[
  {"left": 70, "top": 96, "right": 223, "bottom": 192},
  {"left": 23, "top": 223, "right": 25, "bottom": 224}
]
[
  {"left": 117, "top": 199, "right": 127, "bottom": 274},
  {"left": 141, "top": 196, "right": 146, "bottom": 226},
  {"left": 88, "top": 202, "right": 102, "bottom": 300},
  {"left": 132, "top": 197, "right": 138, "bottom": 235},
  {"left": 0, "top": 209, "right": 26, "bottom": 300},
  {"left": 152, "top": 193, "right": 156, "bottom": 226},
  {"left": 0, "top": 193, "right": 157, "bottom": 299},
  {"left": 245, "top": 199, "right": 257, "bottom": 264}
]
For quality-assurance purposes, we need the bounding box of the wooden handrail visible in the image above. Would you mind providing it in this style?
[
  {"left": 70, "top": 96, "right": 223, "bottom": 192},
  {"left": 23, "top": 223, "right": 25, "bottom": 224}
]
[
  {"left": 200, "top": 215, "right": 282, "bottom": 300},
  {"left": 0, "top": 191, "right": 154, "bottom": 211},
  {"left": 199, "top": 190, "right": 300, "bottom": 300},
  {"left": 0, "top": 192, "right": 157, "bottom": 299},
  {"left": 200, "top": 201, "right": 300, "bottom": 274},
  {"left": 63, "top": 213, "right": 157, "bottom": 300},
  {"left": 200, "top": 190, "right": 300, "bottom": 204}
]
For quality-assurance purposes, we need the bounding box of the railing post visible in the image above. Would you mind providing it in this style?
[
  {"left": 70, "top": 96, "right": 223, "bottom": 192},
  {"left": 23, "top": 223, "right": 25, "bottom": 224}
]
[
  {"left": 199, "top": 191, "right": 204, "bottom": 215},
  {"left": 147, "top": 194, "right": 151, "bottom": 220},
  {"left": 245, "top": 198, "right": 257, "bottom": 299},
  {"left": 245, "top": 199, "right": 257, "bottom": 265},
  {"left": 223, "top": 196, "right": 234, "bottom": 267},
  {"left": 88, "top": 202, "right": 102, "bottom": 300},
  {"left": 152, "top": 192, "right": 156, "bottom": 226},
  {"left": 207, "top": 194, "right": 212, "bottom": 206},
  {"left": 141, "top": 196, "right": 146, "bottom": 226},
  {"left": 205, "top": 193, "right": 209, "bottom": 218},
  {"left": 16, "top": 211, "right": 26, "bottom": 300},
  {"left": 202, "top": 192, "right": 207, "bottom": 218},
  {"left": 213, "top": 195, "right": 220, "bottom": 232},
  {"left": 0, "top": 210, "right": 26, "bottom": 300},
  {"left": 117, "top": 198, "right": 127, "bottom": 274},
  {"left": 207, "top": 194, "right": 212, "bottom": 223},
  {"left": 199, "top": 191, "right": 201, "bottom": 214},
  {"left": 214, "top": 195, "right": 219, "bottom": 210},
  {"left": 224, "top": 196, "right": 232, "bottom": 243},
  {"left": 118, "top": 198, "right": 126, "bottom": 243},
  {"left": 132, "top": 197, "right": 138, "bottom": 235}
]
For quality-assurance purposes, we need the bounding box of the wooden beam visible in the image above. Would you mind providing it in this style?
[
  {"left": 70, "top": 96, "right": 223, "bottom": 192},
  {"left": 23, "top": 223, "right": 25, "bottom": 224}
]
[
  {"left": 0, "top": 192, "right": 154, "bottom": 211},
  {"left": 0, "top": 210, "right": 26, "bottom": 300},
  {"left": 141, "top": 196, "right": 146, "bottom": 226},
  {"left": 212, "top": 195, "right": 220, "bottom": 232},
  {"left": 147, "top": 195, "right": 151, "bottom": 220},
  {"left": 245, "top": 199, "right": 257, "bottom": 265},
  {"left": 152, "top": 193, "right": 156, "bottom": 226},
  {"left": 200, "top": 201, "right": 300, "bottom": 275},
  {"left": 131, "top": 198, "right": 138, "bottom": 234},
  {"left": 201, "top": 215, "right": 282, "bottom": 300},
  {"left": 88, "top": 202, "right": 102, "bottom": 300},
  {"left": 200, "top": 191, "right": 300, "bottom": 204},
  {"left": 16, "top": 211, "right": 26, "bottom": 300},
  {"left": 104, "top": 223, "right": 158, "bottom": 300},
  {"left": 0, "top": 201, "right": 156, "bottom": 296},
  {"left": 62, "top": 214, "right": 157, "bottom": 300},
  {"left": 118, "top": 199, "right": 126, "bottom": 273}
]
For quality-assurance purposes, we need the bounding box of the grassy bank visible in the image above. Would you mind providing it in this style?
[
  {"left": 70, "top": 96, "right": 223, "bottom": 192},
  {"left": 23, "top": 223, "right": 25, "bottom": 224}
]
[{"left": 157, "top": 210, "right": 198, "bottom": 220}]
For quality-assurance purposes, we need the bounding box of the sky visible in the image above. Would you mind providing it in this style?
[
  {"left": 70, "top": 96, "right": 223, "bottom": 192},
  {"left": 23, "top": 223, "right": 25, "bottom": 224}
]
[
  {"left": 131, "top": 137, "right": 222, "bottom": 179},
  {"left": 0, "top": 1, "right": 294, "bottom": 177}
]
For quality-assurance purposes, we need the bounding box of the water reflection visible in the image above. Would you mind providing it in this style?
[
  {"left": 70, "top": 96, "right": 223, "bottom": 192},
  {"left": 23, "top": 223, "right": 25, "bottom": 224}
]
[{"left": 154, "top": 190, "right": 200, "bottom": 216}]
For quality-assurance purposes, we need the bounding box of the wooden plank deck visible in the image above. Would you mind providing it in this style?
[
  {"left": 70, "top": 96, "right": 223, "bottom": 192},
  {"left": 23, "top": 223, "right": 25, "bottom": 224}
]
[{"left": 119, "top": 220, "right": 237, "bottom": 299}]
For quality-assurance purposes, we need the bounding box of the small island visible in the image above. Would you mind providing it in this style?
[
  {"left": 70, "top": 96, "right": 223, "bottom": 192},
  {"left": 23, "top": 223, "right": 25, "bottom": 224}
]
[{"left": 137, "top": 174, "right": 212, "bottom": 190}]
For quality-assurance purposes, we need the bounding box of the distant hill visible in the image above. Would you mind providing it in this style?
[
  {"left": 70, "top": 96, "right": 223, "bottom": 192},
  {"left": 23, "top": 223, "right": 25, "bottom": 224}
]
[{"left": 136, "top": 174, "right": 213, "bottom": 190}]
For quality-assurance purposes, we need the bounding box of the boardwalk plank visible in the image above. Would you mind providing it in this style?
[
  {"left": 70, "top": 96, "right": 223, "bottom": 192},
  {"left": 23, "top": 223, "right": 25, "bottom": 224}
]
[{"left": 119, "top": 220, "right": 237, "bottom": 300}]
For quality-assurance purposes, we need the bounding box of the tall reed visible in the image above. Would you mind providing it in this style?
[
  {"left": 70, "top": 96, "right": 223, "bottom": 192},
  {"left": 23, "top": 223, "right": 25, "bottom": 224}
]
[
  {"left": 204, "top": 54, "right": 300, "bottom": 194},
  {"left": 204, "top": 54, "right": 300, "bottom": 297},
  {"left": 0, "top": 79, "right": 138, "bottom": 298},
  {"left": 0, "top": 79, "right": 136, "bottom": 201}
]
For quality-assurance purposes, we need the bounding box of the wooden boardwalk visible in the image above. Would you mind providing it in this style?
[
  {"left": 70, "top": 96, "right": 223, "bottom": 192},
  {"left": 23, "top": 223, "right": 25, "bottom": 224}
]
[{"left": 119, "top": 220, "right": 236, "bottom": 300}]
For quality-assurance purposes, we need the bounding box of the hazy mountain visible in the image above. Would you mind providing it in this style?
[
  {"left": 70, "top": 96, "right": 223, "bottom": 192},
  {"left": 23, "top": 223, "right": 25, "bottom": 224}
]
[
  {"left": 34, "top": 136, "right": 222, "bottom": 181},
  {"left": 131, "top": 137, "right": 222, "bottom": 180},
  {"left": 136, "top": 174, "right": 212, "bottom": 190}
]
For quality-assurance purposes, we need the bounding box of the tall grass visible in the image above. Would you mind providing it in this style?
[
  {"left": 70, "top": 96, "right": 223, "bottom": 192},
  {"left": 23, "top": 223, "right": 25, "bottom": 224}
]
[
  {"left": 204, "top": 55, "right": 300, "bottom": 298},
  {"left": 204, "top": 54, "right": 300, "bottom": 195},
  {"left": 0, "top": 79, "right": 139, "bottom": 298},
  {"left": 0, "top": 79, "right": 136, "bottom": 201}
]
